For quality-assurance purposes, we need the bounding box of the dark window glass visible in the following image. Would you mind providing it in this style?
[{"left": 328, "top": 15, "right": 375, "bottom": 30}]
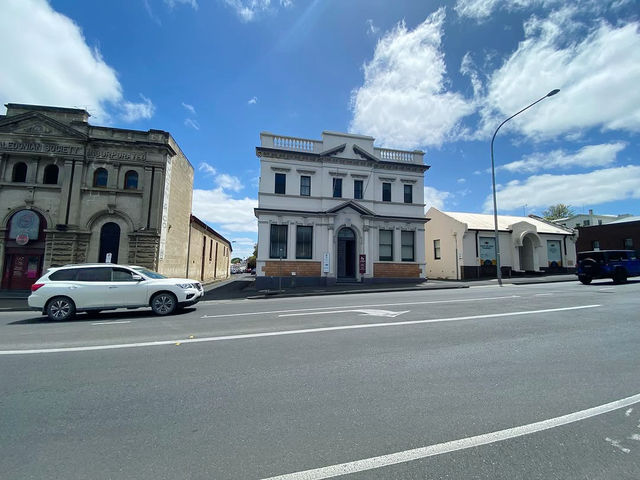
[
  {"left": 379, "top": 230, "right": 393, "bottom": 261},
  {"left": 49, "top": 269, "right": 78, "bottom": 281},
  {"left": 124, "top": 170, "right": 138, "bottom": 189},
  {"left": 401, "top": 231, "right": 414, "bottom": 261},
  {"left": 300, "top": 175, "right": 311, "bottom": 196},
  {"left": 43, "top": 164, "right": 59, "bottom": 184},
  {"left": 583, "top": 220, "right": 590, "bottom": 226},
  {"left": 275, "top": 173, "right": 286, "bottom": 194},
  {"left": 354, "top": 180, "right": 363, "bottom": 199},
  {"left": 434, "top": 239, "right": 441, "bottom": 259},
  {"left": 382, "top": 182, "right": 391, "bottom": 202},
  {"left": 209, "top": 239, "right": 213, "bottom": 261},
  {"left": 76, "top": 267, "right": 111, "bottom": 282},
  {"left": 333, "top": 178, "right": 342, "bottom": 198},
  {"left": 112, "top": 268, "right": 134, "bottom": 281},
  {"left": 270, "top": 224, "right": 288, "bottom": 258},
  {"left": 404, "top": 184, "right": 412, "bottom": 203},
  {"left": 12, "top": 162, "right": 27, "bottom": 182},
  {"left": 296, "top": 226, "right": 313, "bottom": 259},
  {"left": 624, "top": 238, "right": 633, "bottom": 249},
  {"left": 94, "top": 168, "right": 108, "bottom": 187}
]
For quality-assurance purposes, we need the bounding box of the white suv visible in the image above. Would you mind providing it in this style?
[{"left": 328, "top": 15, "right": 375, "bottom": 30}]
[{"left": 28, "top": 264, "right": 204, "bottom": 321}]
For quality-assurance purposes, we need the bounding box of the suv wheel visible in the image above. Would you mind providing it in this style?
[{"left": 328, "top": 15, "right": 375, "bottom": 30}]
[
  {"left": 613, "top": 268, "right": 628, "bottom": 284},
  {"left": 46, "top": 296, "right": 76, "bottom": 321},
  {"left": 579, "top": 275, "right": 592, "bottom": 285},
  {"left": 151, "top": 292, "right": 177, "bottom": 316}
]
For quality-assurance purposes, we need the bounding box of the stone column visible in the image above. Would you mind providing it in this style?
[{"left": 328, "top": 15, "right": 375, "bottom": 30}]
[
  {"left": 327, "top": 226, "right": 334, "bottom": 276},
  {"left": 393, "top": 228, "right": 402, "bottom": 262}
]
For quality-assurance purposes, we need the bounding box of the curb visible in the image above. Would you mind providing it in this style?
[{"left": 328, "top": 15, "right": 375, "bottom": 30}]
[{"left": 245, "top": 283, "right": 469, "bottom": 299}]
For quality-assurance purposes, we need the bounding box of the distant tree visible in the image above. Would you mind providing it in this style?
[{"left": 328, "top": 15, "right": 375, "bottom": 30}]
[
  {"left": 252, "top": 243, "right": 257, "bottom": 257},
  {"left": 247, "top": 256, "right": 256, "bottom": 269},
  {"left": 231, "top": 257, "right": 242, "bottom": 264},
  {"left": 542, "top": 204, "right": 575, "bottom": 220}
]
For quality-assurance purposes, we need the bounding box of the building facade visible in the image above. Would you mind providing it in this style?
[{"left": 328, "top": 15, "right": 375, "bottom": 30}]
[
  {"left": 254, "top": 131, "right": 428, "bottom": 289},
  {"left": 0, "top": 103, "right": 193, "bottom": 290},
  {"left": 187, "top": 214, "right": 232, "bottom": 283},
  {"left": 552, "top": 209, "right": 631, "bottom": 229},
  {"left": 575, "top": 216, "right": 640, "bottom": 252},
  {"left": 425, "top": 208, "right": 578, "bottom": 280}
]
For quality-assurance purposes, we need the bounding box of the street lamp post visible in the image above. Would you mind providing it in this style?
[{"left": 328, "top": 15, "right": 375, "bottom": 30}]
[{"left": 490, "top": 88, "right": 560, "bottom": 286}]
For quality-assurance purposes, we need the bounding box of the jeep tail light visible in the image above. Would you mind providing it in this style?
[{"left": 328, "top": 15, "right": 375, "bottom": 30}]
[{"left": 31, "top": 283, "right": 44, "bottom": 292}]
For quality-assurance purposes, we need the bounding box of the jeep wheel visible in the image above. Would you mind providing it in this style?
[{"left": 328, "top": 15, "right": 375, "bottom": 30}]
[
  {"left": 579, "top": 276, "right": 592, "bottom": 285},
  {"left": 613, "top": 268, "right": 628, "bottom": 284},
  {"left": 150, "top": 292, "right": 177, "bottom": 316},
  {"left": 46, "top": 296, "right": 76, "bottom": 321}
]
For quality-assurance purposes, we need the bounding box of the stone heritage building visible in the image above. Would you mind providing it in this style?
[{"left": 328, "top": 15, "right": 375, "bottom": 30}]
[
  {"left": 0, "top": 103, "right": 225, "bottom": 290},
  {"left": 254, "top": 130, "right": 428, "bottom": 289}
]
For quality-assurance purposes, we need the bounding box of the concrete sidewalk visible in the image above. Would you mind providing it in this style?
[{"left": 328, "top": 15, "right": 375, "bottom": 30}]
[{"left": 0, "top": 274, "right": 579, "bottom": 311}]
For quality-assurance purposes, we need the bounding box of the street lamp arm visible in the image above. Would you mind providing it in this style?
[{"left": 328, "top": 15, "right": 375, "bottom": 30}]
[{"left": 491, "top": 92, "right": 556, "bottom": 147}]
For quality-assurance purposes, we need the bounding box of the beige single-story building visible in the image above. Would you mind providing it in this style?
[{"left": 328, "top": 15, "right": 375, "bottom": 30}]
[{"left": 187, "top": 215, "right": 232, "bottom": 283}]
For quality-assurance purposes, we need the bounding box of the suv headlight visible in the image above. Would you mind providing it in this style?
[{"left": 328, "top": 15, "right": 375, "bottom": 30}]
[{"left": 176, "top": 283, "right": 193, "bottom": 289}]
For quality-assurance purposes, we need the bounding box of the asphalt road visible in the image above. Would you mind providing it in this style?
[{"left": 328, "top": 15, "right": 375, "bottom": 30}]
[{"left": 1, "top": 280, "right": 639, "bottom": 479}]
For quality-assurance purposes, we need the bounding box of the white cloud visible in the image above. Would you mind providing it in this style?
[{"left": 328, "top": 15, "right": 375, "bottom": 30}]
[
  {"left": 223, "top": 0, "right": 291, "bottom": 22},
  {"left": 199, "top": 162, "right": 217, "bottom": 176},
  {"left": 457, "top": 178, "right": 467, "bottom": 183},
  {"left": 248, "top": 96, "right": 258, "bottom": 105},
  {"left": 500, "top": 142, "right": 627, "bottom": 173},
  {"left": 366, "top": 19, "right": 379, "bottom": 36},
  {"left": 121, "top": 94, "right": 155, "bottom": 122},
  {"left": 182, "top": 102, "right": 197, "bottom": 115},
  {"left": 165, "top": 0, "right": 198, "bottom": 10},
  {"left": 184, "top": 118, "right": 200, "bottom": 130},
  {"left": 424, "top": 186, "right": 451, "bottom": 211},
  {"left": 228, "top": 237, "right": 257, "bottom": 259},
  {"left": 483, "top": 165, "right": 640, "bottom": 211},
  {"left": 455, "top": 0, "right": 561, "bottom": 20},
  {"left": 0, "top": 0, "right": 156, "bottom": 124},
  {"left": 192, "top": 188, "right": 258, "bottom": 233},
  {"left": 349, "top": 9, "right": 475, "bottom": 149},
  {"left": 477, "top": 12, "right": 640, "bottom": 140},
  {"left": 216, "top": 173, "right": 244, "bottom": 191}
]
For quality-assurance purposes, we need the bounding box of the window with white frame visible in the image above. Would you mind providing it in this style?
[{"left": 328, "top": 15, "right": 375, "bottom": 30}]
[
  {"left": 401, "top": 231, "right": 414, "bottom": 261},
  {"left": 379, "top": 230, "right": 393, "bottom": 261}
]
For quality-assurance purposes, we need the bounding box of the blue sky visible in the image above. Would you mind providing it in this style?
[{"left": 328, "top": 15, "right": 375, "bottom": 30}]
[{"left": 2, "top": 0, "right": 639, "bottom": 258}]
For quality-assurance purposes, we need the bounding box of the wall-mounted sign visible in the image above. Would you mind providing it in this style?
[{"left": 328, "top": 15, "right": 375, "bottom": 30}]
[
  {"left": 359, "top": 254, "right": 366, "bottom": 274},
  {"left": 9, "top": 210, "right": 40, "bottom": 240},
  {"left": 479, "top": 236, "right": 496, "bottom": 266},
  {"left": 323, "top": 252, "right": 330, "bottom": 273},
  {"left": 105, "top": 253, "right": 113, "bottom": 263},
  {"left": 15, "top": 233, "right": 29, "bottom": 246}
]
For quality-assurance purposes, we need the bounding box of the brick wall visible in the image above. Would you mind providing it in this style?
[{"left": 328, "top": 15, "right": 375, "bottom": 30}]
[
  {"left": 373, "top": 263, "right": 420, "bottom": 278},
  {"left": 263, "top": 261, "right": 321, "bottom": 277}
]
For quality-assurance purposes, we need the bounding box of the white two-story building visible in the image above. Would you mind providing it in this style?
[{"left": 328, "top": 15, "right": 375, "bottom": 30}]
[{"left": 254, "top": 131, "right": 429, "bottom": 289}]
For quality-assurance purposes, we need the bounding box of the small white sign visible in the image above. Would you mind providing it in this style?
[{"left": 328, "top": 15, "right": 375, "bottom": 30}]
[
  {"left": 105, "top": 252, "right": 112, "bottom": 263},
  {"left": 323, "top": 252, "right": 330, "bottom": 273}
]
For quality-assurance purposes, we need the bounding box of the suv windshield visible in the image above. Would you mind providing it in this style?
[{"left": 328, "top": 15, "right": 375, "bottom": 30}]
[{"left": 132, "top": 267, "right": 167, "bottom": 279}]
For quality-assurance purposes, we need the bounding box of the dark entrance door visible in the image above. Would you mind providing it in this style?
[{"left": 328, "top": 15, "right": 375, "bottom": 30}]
[
  {"left": 2, "top": 209, "right": 47, "bottom": 290},
  {"left": 99, "top": 222, "right": 121, "bottom": 263},
  {"left": 5, "top": 254, "right": 42, "bottom": 290},
  {"left": 337, "top": 228, "right": 356, "bottom": 280}
]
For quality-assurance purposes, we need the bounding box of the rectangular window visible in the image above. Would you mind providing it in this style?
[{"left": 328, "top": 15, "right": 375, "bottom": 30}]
[
  {"left": 296, "top": 226, "right": 313, "bottom": 259},
  {"left": 624, "top": 238, "right": 633, "bottom": 249},
  {"left": 434, "top": 239, "right": 441, "bottom": 260},
  {"left": 592, "top": 240, "right": 600, "bottom": 250},
  {"left": 274, "top": 173, "right": 286, "bottom": 194},
  {"left": 270, "top": 225, "right": 288, "bottom": 258},
  {"left": 333, "top": 178, "right": 342, "bottom": 198},
  {"left": 382, "top": 182, "right": 391, "bottom": 202},
  {"left": 300, "top": 175, "right": 311, "bottom": 196},
  {"left": 354, "top": 180, "right": 363, "bottom": 200},
  {"left": 404, "top": 184, "right": 412, "bottom": 203},
  {"left": 209, "top": 239, "right": 213, "bottom": 261},
  {"left": 583, "top": 219, "right": 590, "bottom": 226},
  {"left": 379, "top": 230, "right": 393, "bottom": 261},
  {"left": 401, "top": 231, "right": 414, "bottom": 261}
]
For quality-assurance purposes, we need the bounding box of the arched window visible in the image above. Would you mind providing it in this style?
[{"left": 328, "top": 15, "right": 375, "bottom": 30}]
[
  {"left": 93, "top": 168, "right": 108, "bottom": 187},
  {"left": 124, "top": 170, "right": 138, "bottom": 189},
  {"left": 12, "top": 162, "right": 27, "bottom": 182},
  {"left": 43, "top": 164, "right": 59, "bottom": 185}
]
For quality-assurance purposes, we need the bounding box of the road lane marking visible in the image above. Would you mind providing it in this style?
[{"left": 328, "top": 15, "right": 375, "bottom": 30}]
[
  {"left": 279, "top": 309, "right": 410, "bottom": 318},
  {"left": 534, "top": 293, "right": 554, "bottom": 297},
  {"left": 0, "top": 304, "right": 599, "bottom": 355},
  {"left": 263, "top": 391, "right": 640, "bottom": 480},
  {"left": 200, "top": 295, "right": 520, "bottom": 319},
  {"left": 91, "top": 321, "right": 131, "bottom": 325}
]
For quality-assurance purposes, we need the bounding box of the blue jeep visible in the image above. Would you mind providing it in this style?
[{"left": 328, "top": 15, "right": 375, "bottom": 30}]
[{"left": 576, "top": 250, "right": 640, "bottom": 284}]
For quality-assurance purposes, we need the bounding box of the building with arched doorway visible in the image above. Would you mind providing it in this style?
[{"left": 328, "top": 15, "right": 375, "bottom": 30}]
[
  {"left": 0, "top": 103, "right": 195, "bottom": 290},
  {"left": 254, "top": 131, "right": 428, "bottom": 289},
  {"left": 425, "top": 208, "right": 578, "bottom": 280}
]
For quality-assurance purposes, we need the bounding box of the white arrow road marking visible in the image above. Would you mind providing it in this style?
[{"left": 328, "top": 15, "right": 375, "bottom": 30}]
[{"left": 279, "top": 309, "right": 410, "bottom": 318}]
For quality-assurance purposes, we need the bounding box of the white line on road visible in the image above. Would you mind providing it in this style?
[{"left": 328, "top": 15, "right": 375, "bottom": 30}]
[
  {"left": 534, "top": 293, "right": 554, "bottom": 297},
  {"left": 91, "top": 321, "right": 131, "bottom": 325},
  {"left": 200, "top": 295, "right": 520, "bottom": 319},
  {"left": 279, "top": 309, "right": 410, "bottom": 318},
  {"left": 0, "top": 304, "right": 598, "bottom": 355},
  {"left": 262, "top": 391, "right": 640, "bottom": 480}
]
